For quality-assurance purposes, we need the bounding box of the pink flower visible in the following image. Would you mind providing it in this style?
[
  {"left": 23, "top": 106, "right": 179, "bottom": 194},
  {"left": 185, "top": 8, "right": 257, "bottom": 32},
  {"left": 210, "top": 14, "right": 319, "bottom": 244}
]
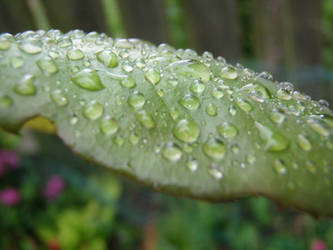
[
  {"left": 0, "top": 150, "right": 19, "bottom": 176},
  {"left": 0, "top": 188, "right": 20, "bottom": 206},
  {"left": 311, "top": 239, "right": 326, "bottom": 250},
  {"left": 43, "top": 175, "right": 66, "bottom": 200}
]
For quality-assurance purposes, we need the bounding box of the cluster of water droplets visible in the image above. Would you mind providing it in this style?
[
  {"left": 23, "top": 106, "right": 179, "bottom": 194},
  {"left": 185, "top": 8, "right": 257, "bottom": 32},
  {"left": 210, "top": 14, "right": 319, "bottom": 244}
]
[{"left": 0, "top": 29, "right": 332, "bottom": 185}]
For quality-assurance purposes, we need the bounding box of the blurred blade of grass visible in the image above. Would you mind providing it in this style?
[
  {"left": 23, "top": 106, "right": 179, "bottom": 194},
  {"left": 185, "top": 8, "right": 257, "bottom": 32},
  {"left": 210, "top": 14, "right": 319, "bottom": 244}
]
[
  {"left": 164, "top": 0, "right": 189, "bottom": 48},
  {"left": 26, "top": 0, "right": 51, "bottom": 30},
  {"left": 101, "top": 0, "right": 127, "bottom": 38},
  {"left": 321, "top": 0, "right": 333, "bottom": 67}
]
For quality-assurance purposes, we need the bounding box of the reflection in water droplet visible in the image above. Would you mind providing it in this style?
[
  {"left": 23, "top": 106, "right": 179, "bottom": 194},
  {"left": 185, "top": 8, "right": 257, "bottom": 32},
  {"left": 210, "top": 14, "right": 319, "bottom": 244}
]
[
  {"left": 173, "top": 119, "right": 200, "bottom": 143},
  {"left": 51, "top": 90, "right": 68, "bottom": 107},
  {"left": 83, "top": 101, "right": 104, "bottom": 120},
  {"left": 274, "top": 159, "right": 287, "bottom": 175},
  {"left": 128, "top": 92, "right": 146, "bottom": 109},
  {"left": 129, "top": 133, "right": 139, "bottom": 145},
  {"left": 100, "top": 117, "right": 119, "bottom": 136},
  {"left": 190, "top": 81, "right": 205, "bottom": 94},
  {"left": 19, "top": 43, "right": 42, "bottom": 54},
  {"left": 10, "top": 57, "right": 24, "bottom": 69},
  {"left": 177, "top": 61, "right": 211, "bottom": 82},
  {"left": 203, "top": 139, "right": 226, "bottom": 160},
  {"left": 115, "top": 136, "right": 125, "bottom": 146},
  {"left": 208, "top": 166, "right": 223, "bottom": 179},
  {"left": 270, "top": 111, "right": 285, "bottom": 124},
  {"left": 217, "top": 123, "right": 238, "bottom": 139},
  {"left": 145, "top": 68, "right": 160, "bottom": 85},
  {"left": 14, "top": 74, "right": 36, "bottom": 96},
  {"left": 206, "top": 103, "right": 217, "bottom": 116},
  {"left": 67, "top": 49, "right": 84, "bottom": 60},
  {"left": 136, "top": 110, "right": 155, "bottom": 129},
  {"left": 297, "top": 134, "right": 312, "bottom": 151},
  {"left": 180, "top": 95, "right": 200, "bottom": 110},
  {"left": 96, "top": 50, "right": 118, "bottom": 67},
  {"left": 169, "top": 108, "right": 179, "bottom": 120},
  {"left": 255, "top": 122, "right": 288, "bottom": 152},
  {"left": 72, "top": 69, "right": 105, "bottom": 91},
  {"left": 236, "top": 98, "right": 252, "bottom": 112},
  {"left": 211, "top": 88, "right": 224, "bottom": 99},
  {"left": 307, "top": 119, "right": 329, "bottom": 137},
  {"left": 220, "top": 66, "right": 238, "bottom": 80},
  {"left": 277, "top": 88, "right": 292, "bottom": 100},
  {"left": 162, "top": 143, "right": 182, "bottom": 162},
  {"left": 186, "top": 158, "right": 198, "bottom": 172},
  {"left": 37, "top": 58, "right": 58, "bottom": 75},
  {"left": 121, "top": 77, "right": 136, "bottom": 88}
]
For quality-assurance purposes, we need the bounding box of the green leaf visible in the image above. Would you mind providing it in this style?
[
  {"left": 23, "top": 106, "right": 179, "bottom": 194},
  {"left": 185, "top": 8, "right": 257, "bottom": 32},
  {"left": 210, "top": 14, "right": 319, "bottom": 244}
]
[{"left": 0, "top": 30, "right": 332, "bottom": 217}]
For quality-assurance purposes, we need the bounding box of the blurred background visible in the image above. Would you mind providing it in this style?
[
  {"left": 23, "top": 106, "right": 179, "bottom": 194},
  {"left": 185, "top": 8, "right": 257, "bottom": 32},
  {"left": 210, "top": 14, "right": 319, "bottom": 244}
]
[{"left": 0, "top": 0, "right": 333, "bottom": 249}]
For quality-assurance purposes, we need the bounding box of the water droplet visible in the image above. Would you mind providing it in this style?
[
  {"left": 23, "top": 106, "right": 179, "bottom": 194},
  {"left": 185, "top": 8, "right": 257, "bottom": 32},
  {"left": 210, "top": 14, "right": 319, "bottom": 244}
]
[
  {"left": 180, "top": 95, "right": 200, "bottom": 110},
  {"left": 19, "top": 43, "right": 42, "bottom": 54},
  {"left": 156, "top": 89, "right": 164, "bottom": 97},
  {"left": 128, "top": 92, "right": 146, "bottom": 109},
  {"left": 0, "top": 95, "right": 12, "bottom": 107},
  {"left": 307, "top": 119, "right": 329, "bottom": 137},
  {"left": 229, "top": 105, "right": 237, "bottom": 116},
  {"left": 121, "top": 77, "right": 136, "bottom": 88},
  {"left": 0, "top": 39, "right": 10, "bottom": 50},
  {"left": 83, "top": 101, "right": 104, "bottom": 120},
  {"left": 136, "top": 110, "right": 155, "bottom": 129},
  {"left": 220, "top": 66, "right": 238, "bottom": 80},
  {"left": 206, "top": 103, "right": 217, "bottom": 116},
  {"left": 203, "top": 139, "right": 226, "bottom": 160},
  {"left": 122, "top": 64, "right": 134, "bottom": 72},
  {"left": 14, "top": 74, "right": 36, "bottom": 96},
  {"left": 129, "top": 133, "right": 139, "bottom": 145},
  {"left": 70, "top": 116, "right": 78, "bottom": 125},
  {"left": 173, "top": 119, "right": 200, "bottom": 143},
  {"left": 162, "top": 143, "right": 182, "bottom": 162},
  {"left": 186, "top": 158, "right": 198, "bottom": 172},
  {"left": 100, "top": 117, "right": 119, "bottom": 136},
  {"left": 51, "top": 90, "right": 68, "bottom": 107},
  {"left": 270, "top": 111, "right": 285, "bottom": 124},
  {"left": 274, "top": 159, "right": 287, "bottom": 175},
  {"left": 277, "top": 88, "right": 292, "bottom": 100},
  {"left": 217, "top": 123, "right": 238, "bottom": 139},
  {"left": 145, "top": 68, "right": 160, "bottom": 85},
  {"left": 115, "top": 39, "right": 133, "bottom": 49},
  {"left": 169, "top": 108, "right": 179, "bottom": 120},
  {"left": 236, "top": 98, "right": 252, "bottom": 112},
  {"left": 306, "top": 160, "right": 316, "bottom": 174},
  {"left": 115, "top": 136, "right": 125, "bottom": 146},
  {"left": 67, "top": 49, "right": 84, "bottom": 60},
  {"left": 37, "top": 58, "right": 58, "bottom": 75},
  {"left": 241, "top": 83, "right": 271, "bottom": 102},
  {"left": 10, "top": 56, "right": 24, "bottom": 69},
  {"left": 72, "top": 69, "right": 105, "bottom": 91},
  {"left": 177, "top": 61, "right": 211, "bottom": 82},
  {"left": 255, "top": 122, "right": 288, "bottom": 152},
  {"left": 190, "top": 81, "right": 205, "bottom": 94},
  {"left": 297, "top": 134, "right": 312, "bottom": 151},
  {"left": 211, "top": 88, "right": 224, "bottom": 99},
  {"left": 247, "top": 155, "right": 256, "bottom": 164},
  {"left": 208, "top": 166, "right": 223, "bottom": 179},
  {"left": 96, "top": 50, "right": 118, "bottom": 67}
]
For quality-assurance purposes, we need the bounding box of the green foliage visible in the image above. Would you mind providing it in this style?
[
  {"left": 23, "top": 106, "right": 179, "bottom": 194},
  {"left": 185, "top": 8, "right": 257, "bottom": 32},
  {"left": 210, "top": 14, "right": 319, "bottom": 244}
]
[{"left": 0, "top": 30, "right": 332, "bottom": 217}]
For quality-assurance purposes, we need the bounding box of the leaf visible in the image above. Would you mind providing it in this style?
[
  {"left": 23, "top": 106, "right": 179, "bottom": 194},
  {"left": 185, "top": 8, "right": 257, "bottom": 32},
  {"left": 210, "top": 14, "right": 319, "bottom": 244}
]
[{"left": 0, "top": 30, "right": 332, "bottom": 217}]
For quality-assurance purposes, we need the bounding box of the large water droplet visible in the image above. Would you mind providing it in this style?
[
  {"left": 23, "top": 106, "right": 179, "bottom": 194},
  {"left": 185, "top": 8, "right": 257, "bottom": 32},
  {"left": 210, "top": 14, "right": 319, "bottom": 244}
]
[
  {"left": 203, "top": 139, "right": 226, "bottom": 160},
  {"left": 51, "top": 90, "right": 68, "bottom": 107},
  {"left": 307, "top": 119, "right": 329, "bottom": 137},
  {"left": 0, "top": 39, "right": 10, "bottom": 50},
  {"left": 19, "top": 43, "right": 42, "bottom": 54},
  {"left": 0, "top": 95, "right": 12, "bottom": 107},
  {"left": 10, "top": 56, "right": 24, "bottom": 69},
  {"left": 37, "top": 58, "right": 58, "bottom": 75},
  {"left": 274, "top": 159, "right": 287, "bottom": 175},
  {"left": 220, "top": 66, "right": 238, "bottom": 80},
  {"left": 136, "top": 110, "right": 155, "bottom": 129},
  {"left": 236, "top": 98, "right": 252, "bottom": 112},
  {"left": 277, "top": 88, "right": 292, "bottom": 100},
  {"left": 217, "top": 123, "right": 238, "bottom": 139},
  {"left": 162, "top": 143, "right": 182, "bottom": 162},
  {"left": 72, "top": 69, "right": 105, "bottom": 91},
  {"left": 121, "top": 77, "right": 136, "bottom": 88},
  {"left": 241, "top": 83, "right": 271, "bottom": 102},
  {"left": 185, "top": 61, "right": 211, "bottom": 82},
  {"left": 96, "top": 50, "right": 118, "bottom": 67},
  {"left": 255, "top": 122, "right": 288, "bottom": 152},
  {"left": 145, "top": 68, "right": 160, "bottom": 85},
  {"left": 190, "top": 81, "right": 205, "bottom": 94},
  {"left": 128, "top": 92, "right": 146, "bottom": 109},
  {"left": 297, "top": 134, "right": 312, "bottom": 151},
  {"left": 179, "top": 95, "right": 200, "bottom": 110},
  {"left": 67, "top": 49, "right": 84, "bottom": 60},
  {"left": 206, "top": 103, "right": 217, "bottom": 116},
  {"left": 14, "top": 74, "right": 36, "bottom": 96},
  {"left": 83, "top": 101, "right": 104, "bottom": 120},
  {"left": 173, "top": 118, "right": 200, "bottom": 143},
  {"left": 100, "top": 117, "right": 119, "bottom": 136}
]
